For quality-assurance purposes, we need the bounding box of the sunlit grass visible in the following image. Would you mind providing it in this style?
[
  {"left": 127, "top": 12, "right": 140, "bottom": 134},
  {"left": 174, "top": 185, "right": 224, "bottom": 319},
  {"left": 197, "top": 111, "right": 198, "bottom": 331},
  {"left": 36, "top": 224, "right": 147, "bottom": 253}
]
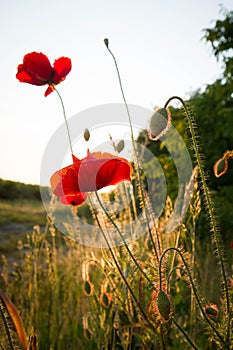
[{"left": 0, "top": 199, "right": 46, "bottom": 226}]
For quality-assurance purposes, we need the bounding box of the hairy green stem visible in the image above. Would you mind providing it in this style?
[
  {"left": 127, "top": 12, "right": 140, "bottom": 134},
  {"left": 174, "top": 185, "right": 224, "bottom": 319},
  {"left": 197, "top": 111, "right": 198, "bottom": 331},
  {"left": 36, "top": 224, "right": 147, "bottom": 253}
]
[
  {"left": 164, "top": 96, "right": 230, "bottom": 345},
  {"left": 159, "top": 247, "right": 227, "bottom": 347}
]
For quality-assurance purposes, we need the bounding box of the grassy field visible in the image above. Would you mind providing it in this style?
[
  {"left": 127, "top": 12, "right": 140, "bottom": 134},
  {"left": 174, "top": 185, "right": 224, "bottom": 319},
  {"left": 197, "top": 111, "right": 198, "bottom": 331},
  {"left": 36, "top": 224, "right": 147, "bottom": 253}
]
[
  {"left": 0, "top": 199, "right": 46, "bottom": 258},
  {"left": 0, "top": 180, "right": 232, "bottom": 349}
]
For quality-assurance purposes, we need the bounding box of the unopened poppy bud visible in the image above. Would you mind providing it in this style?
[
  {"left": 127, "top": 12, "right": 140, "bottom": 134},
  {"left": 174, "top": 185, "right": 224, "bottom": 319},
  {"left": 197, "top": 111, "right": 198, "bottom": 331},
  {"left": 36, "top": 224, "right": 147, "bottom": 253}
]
[
  {"left": 83, "top": 280, "right": 94, "bottom": 296},
  {"left": 116, "top": 139, "right": 125, "bottom": 153},
  {"left": 83, "top": 328, "right": 93, "bottom": 341},
  {"left": 84, "top": 128, "right": 90, "bottom": 142},
  {"left": 100, "top": 292, "right": 112, "bottom": 308},
  {"left": 149, "top": 108, "right": 171, "bottom": 141},
  {"left": 104, "top": 38, "right": 109, "bottom": 48},
  {"left": 156, "top": 290, "right": 171, "bottom": 320},
  {"left": 213, "top": 158, "right": 228, "bottom": 178},
  {"left": 205, "top": 304, "right": 219, "bottom": 318}
]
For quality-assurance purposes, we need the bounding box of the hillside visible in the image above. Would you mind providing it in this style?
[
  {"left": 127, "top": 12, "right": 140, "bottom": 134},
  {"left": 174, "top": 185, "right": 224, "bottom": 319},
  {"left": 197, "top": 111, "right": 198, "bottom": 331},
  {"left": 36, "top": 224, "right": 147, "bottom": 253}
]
[{"left": 0, "top": 178, "right": 41, "bottom": 201}]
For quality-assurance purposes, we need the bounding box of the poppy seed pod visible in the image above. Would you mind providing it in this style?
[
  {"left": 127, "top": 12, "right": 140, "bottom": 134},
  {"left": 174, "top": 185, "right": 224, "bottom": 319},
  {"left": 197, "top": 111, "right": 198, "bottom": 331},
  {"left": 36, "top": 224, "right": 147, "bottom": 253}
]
[
  {"left": 148, "top": 108, "right": 171, "bottom": 141},
  {"left": 104, "top": 38, "right": 109, "bottom": 48},
  {"left": 84, "top": 128, "right": 90, "bottom": 142}
]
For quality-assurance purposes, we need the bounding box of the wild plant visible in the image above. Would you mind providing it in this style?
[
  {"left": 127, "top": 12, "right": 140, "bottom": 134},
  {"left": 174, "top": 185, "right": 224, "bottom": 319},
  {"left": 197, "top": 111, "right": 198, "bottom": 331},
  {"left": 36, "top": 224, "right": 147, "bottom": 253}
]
[{"left": 0, "top": 40, "right": 232, "bottom": 350}]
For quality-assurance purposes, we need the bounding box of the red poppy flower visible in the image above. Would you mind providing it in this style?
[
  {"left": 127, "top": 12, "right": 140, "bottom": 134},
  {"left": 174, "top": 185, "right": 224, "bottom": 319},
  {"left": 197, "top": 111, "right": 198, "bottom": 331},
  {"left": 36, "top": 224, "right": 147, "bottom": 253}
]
[
  {"left": 16, "top": 52, "right": 71, "bottom": 96},
  {"left": 50, "top": 150, "right": 132, "bottom": 206}
]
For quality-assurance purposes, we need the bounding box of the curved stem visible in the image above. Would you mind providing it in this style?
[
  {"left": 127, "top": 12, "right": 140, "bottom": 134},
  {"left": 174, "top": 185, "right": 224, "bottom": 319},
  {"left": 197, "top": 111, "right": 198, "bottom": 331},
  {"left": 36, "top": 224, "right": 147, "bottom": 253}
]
[
  {"left": 95, "top": 190, "right": 153, "bottom": 288},
  {"left": 159, "top": 247, "right": 227, "bottom": 347},
  {"left": 164, "top": 96, "right": 230, "bottom": 344},
  {"left": 54, "top": 87, "right": 73, "bottom": 155}
]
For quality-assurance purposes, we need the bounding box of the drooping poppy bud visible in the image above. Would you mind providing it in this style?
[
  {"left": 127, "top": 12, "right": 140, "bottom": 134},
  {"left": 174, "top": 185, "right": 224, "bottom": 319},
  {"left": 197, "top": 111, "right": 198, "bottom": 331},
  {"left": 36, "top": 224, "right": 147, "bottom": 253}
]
[
  {"left": 156, "top": 290, "right": 171, "bottom": 321},
  {"left": 100, "top": 292, "right": 112, "bottom": 308},
  {"left": 148, "top": 108, "right": 171, "bottom": 141},
  {"left": 213, "top": 158, "right": 228, "bottom": 178},
  {"left": 116, "top": 139, "right": 125, "bottom": 153},
  {"left": 83, "top": 280, "right": 94, "bottom": 296},
  {"left": 205, "top": 303, "right": 219, "bottom": 318}
]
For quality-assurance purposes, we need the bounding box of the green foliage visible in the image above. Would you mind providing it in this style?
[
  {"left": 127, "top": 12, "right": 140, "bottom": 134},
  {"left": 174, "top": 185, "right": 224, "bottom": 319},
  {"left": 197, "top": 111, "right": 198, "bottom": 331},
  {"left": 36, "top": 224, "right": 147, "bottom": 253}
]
[
  {"left": 0, "top": 179, "right": 41, "bottom": 201},
  {"left": 203, "top": 7, "right": 233, "bottom": 82}
]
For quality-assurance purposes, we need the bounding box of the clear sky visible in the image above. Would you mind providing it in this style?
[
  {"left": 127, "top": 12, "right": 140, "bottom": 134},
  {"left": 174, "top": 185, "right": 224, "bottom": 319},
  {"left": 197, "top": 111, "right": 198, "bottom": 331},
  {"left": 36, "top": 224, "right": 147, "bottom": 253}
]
[{"left": 0, "top": 0, "right": 232, "bottom": 185}]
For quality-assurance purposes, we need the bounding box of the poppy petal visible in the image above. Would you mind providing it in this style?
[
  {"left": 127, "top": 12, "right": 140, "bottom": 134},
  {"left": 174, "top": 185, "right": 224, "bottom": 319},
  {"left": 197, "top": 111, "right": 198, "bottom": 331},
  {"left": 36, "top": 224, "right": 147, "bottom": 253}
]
[
  {"left": 72, "top": 154, "right": 81, "bottom": 163},
  {"left": 50, "top": 151, "right": 131, "bottom": 205},
  {"left": 96, "top": 159, "right": 131, "bottom": 189},
  {"left": 51, "top": 165, "right": 79, "bottom": 197},
  {"left": 16, "top": 52, "right": 53, "bottom": 85},
  {"left": 75, "top": 154, "right": 131, "bottom": 192},
  {"left": 52, "top": 57, "right": 72, "bottom": 84},
  {"left": 60, "top": 193, "right": 86, "bottom": 206},
  {"left": 44, "top": 85, "right": 55, "bottom": 97}
]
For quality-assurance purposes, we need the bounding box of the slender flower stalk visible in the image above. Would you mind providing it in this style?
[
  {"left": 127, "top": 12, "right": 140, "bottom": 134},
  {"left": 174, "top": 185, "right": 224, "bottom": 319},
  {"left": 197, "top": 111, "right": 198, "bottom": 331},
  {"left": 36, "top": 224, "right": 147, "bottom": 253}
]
[
  {"left": 88, "top": 194, "right": 156, "bottom": 330},
  {"left": 95, "top": 190, "right": 154, "bottom": 287},
  {"left": 54, "top": 87, "right": 73, "bottom": 155},
  {"left": 104, "top": 38, "right": 159, "bottom": 262}
]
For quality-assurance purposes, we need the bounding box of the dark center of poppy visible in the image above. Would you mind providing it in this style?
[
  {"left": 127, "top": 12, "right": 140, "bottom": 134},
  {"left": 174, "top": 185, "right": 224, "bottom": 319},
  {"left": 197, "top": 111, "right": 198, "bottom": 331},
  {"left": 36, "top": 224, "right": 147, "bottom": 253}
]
[{"left": 47, "top": 69, "right": 55, "bottom": 84}]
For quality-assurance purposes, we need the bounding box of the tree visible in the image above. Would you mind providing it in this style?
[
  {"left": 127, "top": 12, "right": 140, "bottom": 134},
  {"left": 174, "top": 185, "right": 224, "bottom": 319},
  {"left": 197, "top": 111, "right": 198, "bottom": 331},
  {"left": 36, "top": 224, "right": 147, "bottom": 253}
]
[{"left": 203, "top": 7, "right": 233, "bottom": 82}]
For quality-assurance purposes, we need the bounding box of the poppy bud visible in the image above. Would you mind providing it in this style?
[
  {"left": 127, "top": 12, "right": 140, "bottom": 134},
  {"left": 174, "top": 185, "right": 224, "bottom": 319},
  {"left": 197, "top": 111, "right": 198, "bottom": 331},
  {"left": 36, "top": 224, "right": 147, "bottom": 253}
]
[
  {"left": 156, "top": 290, "right": 171, "bottom": 320},
  {"left": 116, "top": 139, "right": 125, "bottom": 153},
  {"left": 213, "top": 158, "right": 228, "bottom": 178},
  {"left": 149, "top": 108, "right": 171, "bottom": 141},
  {"left": 83, "top": 280, "right": 94, "bottom": 296},
  {"left": 83, "top": 328, "right": 93, "bottom": 341},
  {"left": 100, "top": 292, "right": 112, "bottom": 308},
  {"left": 104, "top": 38, "right": 109, "bottom": 48},
  {"left": 84, "top": 128, "right": 90, "bottom": 142},
  {"left": 205, "top": 304, "right": 219, "bottom": 318}
]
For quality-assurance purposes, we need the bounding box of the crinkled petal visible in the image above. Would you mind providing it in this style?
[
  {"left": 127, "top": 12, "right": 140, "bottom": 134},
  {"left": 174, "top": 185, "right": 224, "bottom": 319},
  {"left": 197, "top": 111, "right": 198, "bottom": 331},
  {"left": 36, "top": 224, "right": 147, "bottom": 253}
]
[
  {"left": 16, "top": 52, "right": 53, "bottom": 85},
  {"left": 50, "top": 151, "right": 131, "bottom": 205},
  {"left": 96, "top": 159, "right": 131, "bottom": 189},
  {"left": 52, "top": 57, "right": 72, "bottom": 84},
  {"left": 50, "top": 165, "right": 79, "bottom": 196},
  {"left": 74, "top": 155, "right": 131, "bottom": 192}
]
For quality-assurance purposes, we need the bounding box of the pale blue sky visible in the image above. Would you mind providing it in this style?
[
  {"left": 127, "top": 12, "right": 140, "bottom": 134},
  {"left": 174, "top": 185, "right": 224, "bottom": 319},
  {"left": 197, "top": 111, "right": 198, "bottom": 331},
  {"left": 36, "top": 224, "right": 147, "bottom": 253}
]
[{"left": 0, "top": 0, "right": 232, "bottom": 184}]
